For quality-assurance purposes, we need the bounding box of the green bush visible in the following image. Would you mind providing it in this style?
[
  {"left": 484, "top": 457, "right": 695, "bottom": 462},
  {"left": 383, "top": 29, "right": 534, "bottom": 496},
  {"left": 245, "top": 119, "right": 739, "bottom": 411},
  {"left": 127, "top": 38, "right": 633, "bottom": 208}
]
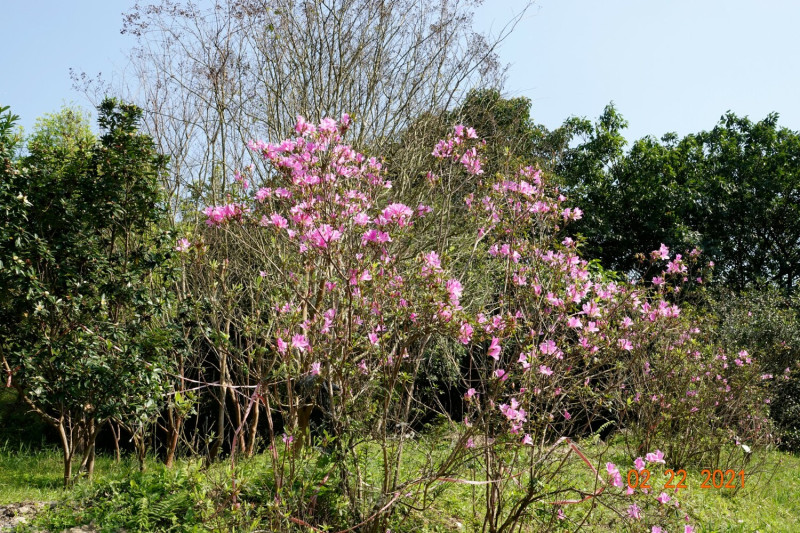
[
  {"left": 772, "top": 366, "right": 800, "bottom": 452},
  {"left": 35, "top": 463, "right": 206, "bottom": 532},
  {"left": 707, "top": 288, "right": 800, "bottom": 451}
]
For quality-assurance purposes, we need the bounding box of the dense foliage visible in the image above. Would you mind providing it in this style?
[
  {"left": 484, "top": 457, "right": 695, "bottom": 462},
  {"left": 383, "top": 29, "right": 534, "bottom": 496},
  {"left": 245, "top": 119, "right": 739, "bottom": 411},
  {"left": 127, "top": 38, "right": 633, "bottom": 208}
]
[
  {"left": 558, "top": 106, "right": 800, "bottom": 292},
  {"left": 0, "top": 100, "right": 174, "bottom": 486}
]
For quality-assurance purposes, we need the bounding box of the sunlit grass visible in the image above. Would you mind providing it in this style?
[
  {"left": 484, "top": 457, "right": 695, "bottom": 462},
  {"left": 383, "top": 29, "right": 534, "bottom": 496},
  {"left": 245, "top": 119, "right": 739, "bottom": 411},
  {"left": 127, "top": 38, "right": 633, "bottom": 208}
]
[{"left": 0, "top": 432, "right": 796, "bottom": 531}]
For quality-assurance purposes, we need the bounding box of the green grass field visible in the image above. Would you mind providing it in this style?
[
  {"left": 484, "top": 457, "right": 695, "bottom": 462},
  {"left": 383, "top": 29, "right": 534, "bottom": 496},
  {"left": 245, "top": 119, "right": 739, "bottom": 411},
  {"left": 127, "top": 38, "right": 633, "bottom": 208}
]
[
  {"left": 3, "top": 386, "right": 799, "bottom": 533},
  {"left": 0, "top": 439, "right": 797, "bottom": 532}
]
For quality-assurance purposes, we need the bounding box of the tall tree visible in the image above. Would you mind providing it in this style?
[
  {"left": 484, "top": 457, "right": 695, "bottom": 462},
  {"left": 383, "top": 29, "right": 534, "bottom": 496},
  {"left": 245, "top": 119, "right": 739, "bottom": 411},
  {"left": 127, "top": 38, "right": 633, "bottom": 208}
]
[
  {"left": 694, "top": 113, "right": 800, "bottom": 292},
  {"left": 72, "top": 0, "right": 529, "bottom": 219},
  {"left": 0, "top": 100, "right": 173, "bottom": 486},
  {"left": 557, "top": 106, "right": 800, "bottom": 292}
]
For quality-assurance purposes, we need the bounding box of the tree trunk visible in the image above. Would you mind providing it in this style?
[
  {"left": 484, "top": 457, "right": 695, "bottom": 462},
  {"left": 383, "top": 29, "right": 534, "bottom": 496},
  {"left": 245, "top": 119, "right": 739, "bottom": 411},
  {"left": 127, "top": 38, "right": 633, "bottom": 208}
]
[
  {"left": 133, "top": 431, "right": 147, "bottom": 472},
  {"left": 111, "top": 421, "right": 121, "bottom": 463},
  {"left": 87, "top": 443, "right": 96, "bottom": 480},
  {"left": 209, "top": 350, "right": 227, "bottom": 463},
  {"left": 165, "top": 411, "right": 183, "bottom": 469},
  {"left": 209, "top": 319, "right": 231, "bottom": 463},
  {"left": 58, "top": 422, "right": 73, "bottom": 488},
  {"left": 246, "top": 402, "right": 259, "bottom": 457},
  {"left": 229, "top": 385, "right": 246, "bottom": 454},
  {"left": 76, "top": 418, "right": 105, "bottom": 482}
]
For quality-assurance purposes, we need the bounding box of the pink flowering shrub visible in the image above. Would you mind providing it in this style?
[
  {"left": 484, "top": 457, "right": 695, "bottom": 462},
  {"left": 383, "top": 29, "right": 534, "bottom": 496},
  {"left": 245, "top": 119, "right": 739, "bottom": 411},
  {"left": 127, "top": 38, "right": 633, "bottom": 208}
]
[
  {"left": 193, "top": 117, "right": 769, "bottom": 532},
  {"left": 618, "top": 303, "right": 770, "bottom": 469},
  {"left": 200, "top": 116, "right": 481, "bottom": 530}
]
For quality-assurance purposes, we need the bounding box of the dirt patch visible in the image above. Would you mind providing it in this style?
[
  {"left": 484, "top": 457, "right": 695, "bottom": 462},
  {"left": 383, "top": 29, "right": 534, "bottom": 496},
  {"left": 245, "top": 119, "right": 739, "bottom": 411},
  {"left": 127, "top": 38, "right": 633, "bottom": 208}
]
[{"left": 0, "top": 502, "right": 95, "bottom": 532}]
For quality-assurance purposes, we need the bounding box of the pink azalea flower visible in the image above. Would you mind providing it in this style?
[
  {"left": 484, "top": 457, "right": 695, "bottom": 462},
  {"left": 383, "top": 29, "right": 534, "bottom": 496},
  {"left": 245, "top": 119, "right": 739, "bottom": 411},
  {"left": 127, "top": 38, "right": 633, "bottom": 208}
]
[
  {"left": 318, "top": 117, "right": 337, "bottom": 135},
  {"left": 634, "top": 457, "right": 646, "bottom": 471},
  {"left": 539, "top": 365, "right": 553, "bottom": 376},
  {"left": 653, "top": 243, "right": 670, "bottom": 260},
  {"left": 295, "top": 115, "right": 316, "bottom": 135},
  {"left": 276, "top": 337, "right": 287, "bottom": 354},
  {"left": 446, "top": 279, "right": 463, "bottom": 305},
  {"left": 684, "top": 527, "right": 695, "bottom": 533},
  {"left": 460, "top": 147, "right": 483, "bottom": 175},
  {"left": 269, "top": 213, "right": 288, "bottom": 229},
  {"left": 539, "top": 339, "right": 558, "bottom": 355},
  {"left": 416, "top": 204, "right": 432, "bottom": 216},
  {"left": 523, "top": 434, "right": 534, "bottom": 446},
  {"left": 422, "top": 251, "right": 442, "bottom": 272},
  {"left": 310, "top": 362, "right": 321, "bottom": 376},
  {"left": 353, "top": 212, "right": 371, "bottom": 226},
  {"left": 581, "top": 301, "right": 600, "bottom": 318},
  {"left": 563, "top": 410, "right": 571, "bottom": 420},
  {"left": 606, "top": 463, "right": 622, "bottom": 487},
  {"left": 627, "top": 503, "right": 641, "bottom": 520},
  {"left": 656, "top": 492, "right": 670, "bottom": 504},
  {"left": 645, "top": 449, "right": 665, "bottom": 464},
  {"left": 667, "top": 258, "right": 687, "bottom": 275},
  {"left": 255, "top": 187, "right": 270, "bottom": 201},
  {"left": 381, "top": 203, "right": 414, "bottom": 226},
  {"left": 488, "top": 337, "right": 502, "bottom": 360},
  {"left": 175, "top": 238, "right": 191, "bottom": 252},
  {"left": 368, "top": 332, "right": 379, "bottom": 345},
  {"left": 306, "top": 224, "right": 342, "bottom": 248},
  {"left": 291, "top": 334, "right": 310, "bottom": 352},
  {"left": 567, "top": 316, "right": 583, "bottom": 328},
  {"left": 459, "top": 322, "right": 474, "bottom": 345},
  {"left": 465, "top": 388, "right": 477, "bottom": 399}
]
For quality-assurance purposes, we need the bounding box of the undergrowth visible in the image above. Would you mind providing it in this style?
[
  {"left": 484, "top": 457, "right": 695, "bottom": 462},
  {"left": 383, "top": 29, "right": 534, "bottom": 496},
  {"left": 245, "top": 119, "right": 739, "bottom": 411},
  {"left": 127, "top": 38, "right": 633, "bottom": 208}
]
[{"left": 8, "top": 438, "right": 796, "bottom": 532}]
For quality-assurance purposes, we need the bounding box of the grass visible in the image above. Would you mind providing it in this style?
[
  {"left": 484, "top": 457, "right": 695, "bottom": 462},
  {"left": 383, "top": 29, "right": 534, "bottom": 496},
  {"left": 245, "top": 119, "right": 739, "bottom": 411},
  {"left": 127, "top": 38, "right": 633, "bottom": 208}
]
[
  {"left": 0, "top": 441, "right": 159, "bottom": 505},
  {"left": 0, "top": 388, "right": 154, "bottom": 506},
  {"left": 349, "top": 435, "right": 800, "bottom": 532},
  {"left": 0, "top": 443, "right": 65, "bottom": 504},
  {"left": 0, "top": 432, "right": 797, "bottom": 531},
  {"left": 680, "top": 451, "right": 800, "bottom": 532}
]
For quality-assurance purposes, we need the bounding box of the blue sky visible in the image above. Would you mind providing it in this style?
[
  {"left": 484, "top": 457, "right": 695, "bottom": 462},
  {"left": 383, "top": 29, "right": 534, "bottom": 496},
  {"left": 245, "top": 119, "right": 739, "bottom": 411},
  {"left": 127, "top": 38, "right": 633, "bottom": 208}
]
[
  {"left": 476, "top": 0, "right": 800, "bottom": 141},
  {"left": 2, "top": 0, "right": 799, "bottom": 143},
  {"left": 0, "top": 1, "right": 138, "bottom": 132}
]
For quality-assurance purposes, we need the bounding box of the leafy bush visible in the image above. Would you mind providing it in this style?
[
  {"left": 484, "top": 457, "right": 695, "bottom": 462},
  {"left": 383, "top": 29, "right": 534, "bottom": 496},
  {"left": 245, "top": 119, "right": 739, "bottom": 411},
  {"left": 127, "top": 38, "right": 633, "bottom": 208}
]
[
  {"left": 35, "top": 463, "right": 206, "bottom": 532},
  {"left": 179, "top": 117, "right": 775, "bottom": 531},
  {"left": 706, "top": 287, "right": 800, "bottom": 451},
  {"left": 771, "top": 366, "right": 800, "bottom": 452}
]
